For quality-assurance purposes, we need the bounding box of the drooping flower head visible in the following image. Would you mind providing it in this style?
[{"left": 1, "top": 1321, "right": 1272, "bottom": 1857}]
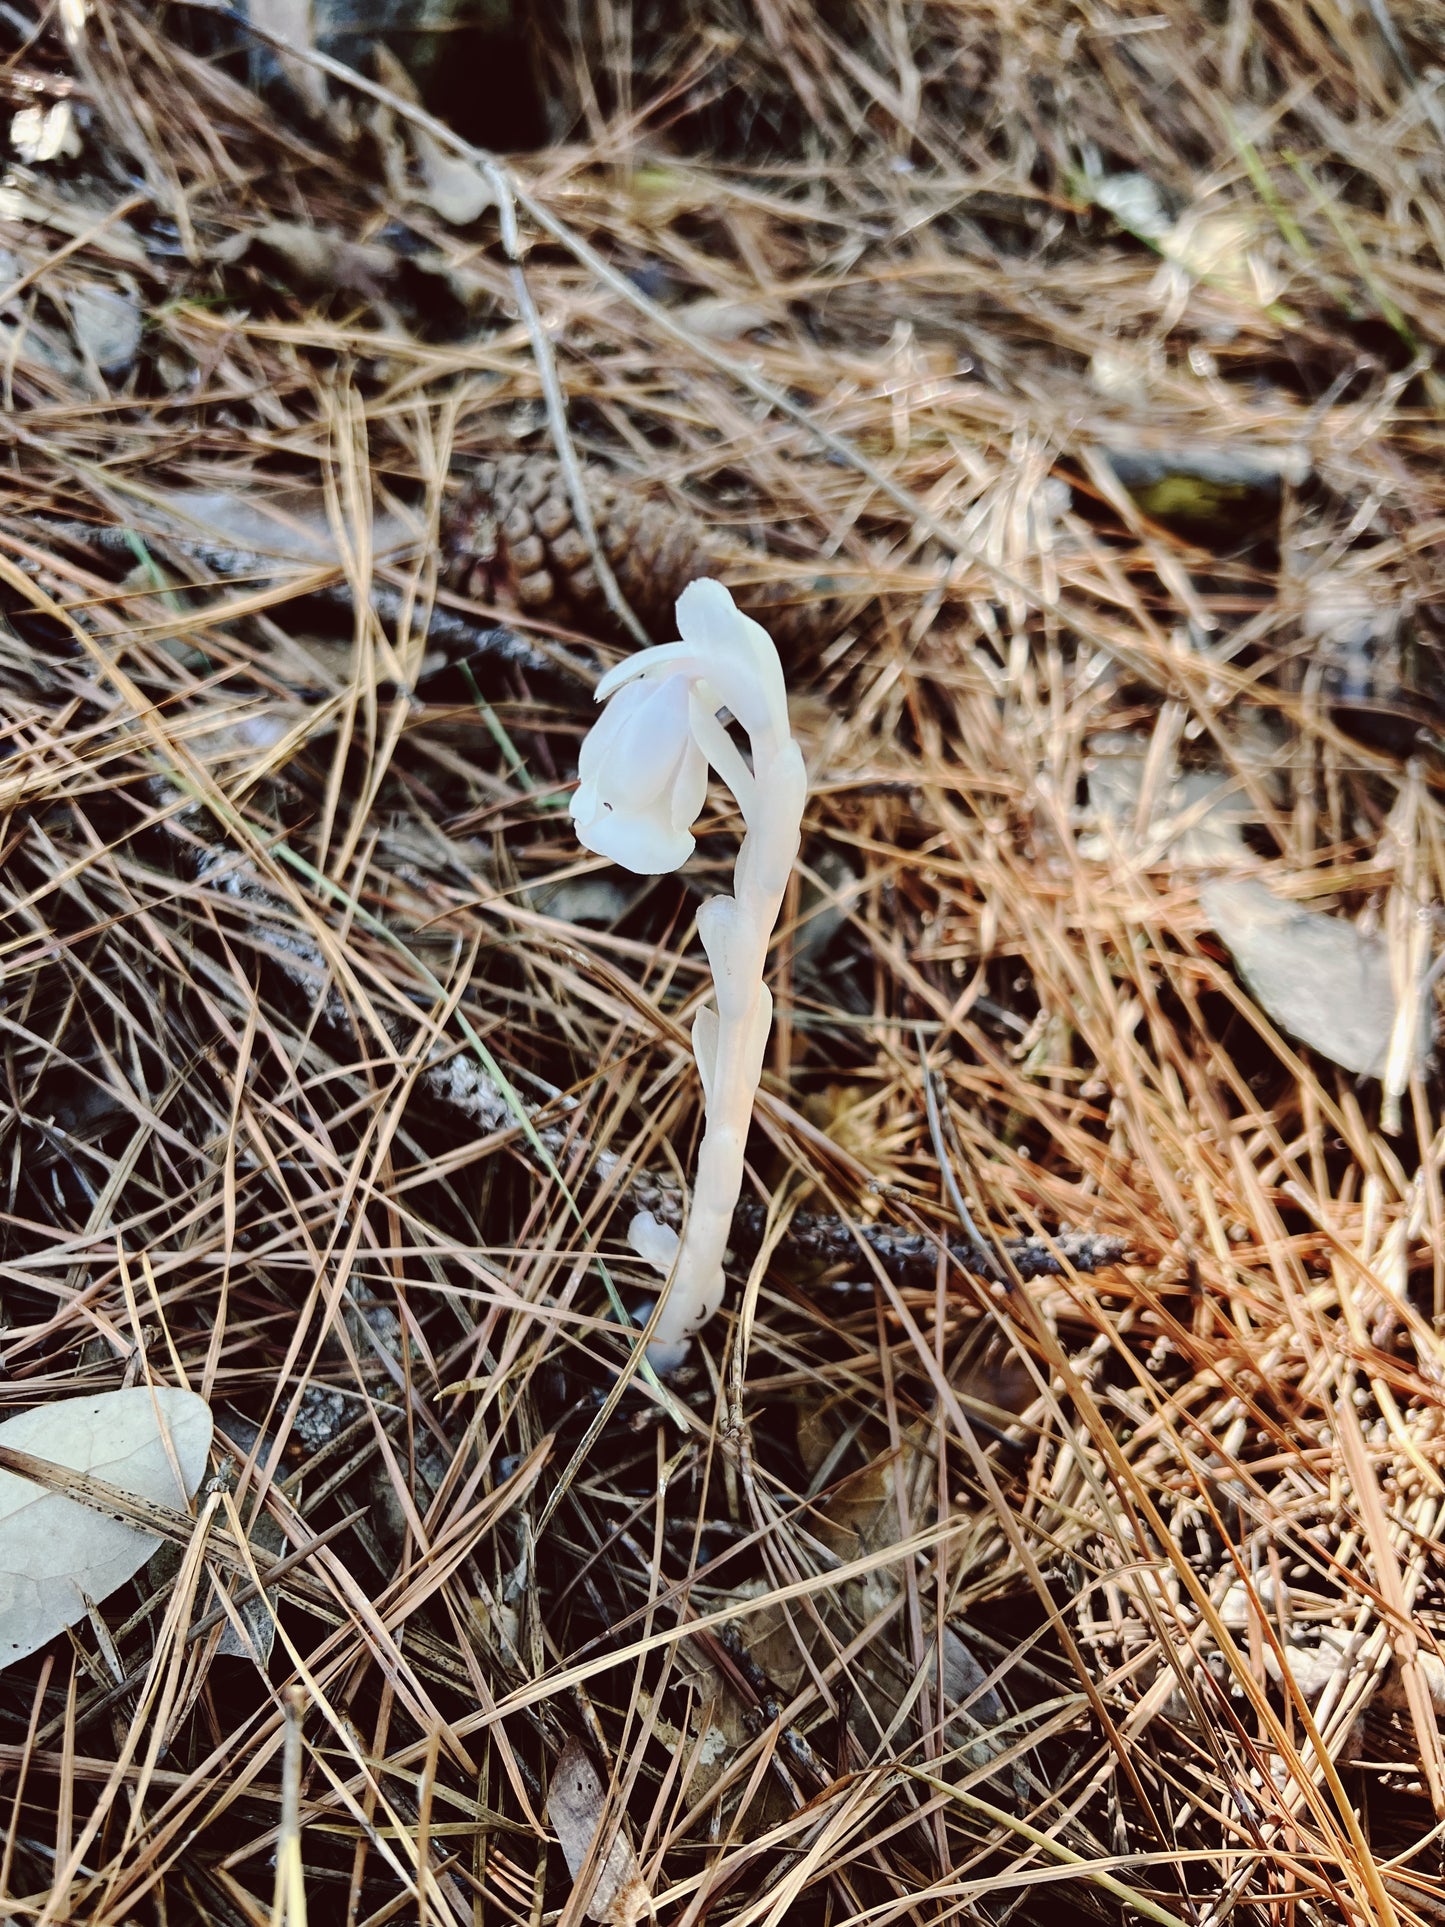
[
  {"left": 570, "top": 579, "right": 787, "bottom": 875},
  {"left": 570, "top": 671, "right": 707, "bottom": 873}
]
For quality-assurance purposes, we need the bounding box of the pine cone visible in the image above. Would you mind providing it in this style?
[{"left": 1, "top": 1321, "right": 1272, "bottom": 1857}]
[{"left": 442, "top": 455, "right": 825, "bottom": 651}]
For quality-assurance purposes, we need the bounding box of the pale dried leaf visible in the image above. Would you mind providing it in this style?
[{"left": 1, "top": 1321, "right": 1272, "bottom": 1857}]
[
  {"left": 0, "top": 1388, "right": 212, "bottom": 1669},
  {"left": 1089, "top": 345, "right": 1154, "bottom": 405},
  {"left": 1202, "top": 877, "right": 1430, "bottom": 1078},
  {"left": 547, "top": 1737, "right": 650, "bottom": 1927},
  {"left": 141, "top": 485, "right": 413, "bottom": 567},
  {"left": 0, "top": 181, "right": 148, "bottom": 265},
  {"left": 56, "top": 0, "right": 89, "bottom": 46},
  {"left": 1090, "top": 171, "right": 1172, "bottom": 242},
  {"left": 1163, "top": 208, "right": 1278, "bottom": 303},
  {"left": 223, "top": 222, "right": 398, "bottom": 300},
  {"left": 368, "top": 41, "right": 492, "bottom": 225}
]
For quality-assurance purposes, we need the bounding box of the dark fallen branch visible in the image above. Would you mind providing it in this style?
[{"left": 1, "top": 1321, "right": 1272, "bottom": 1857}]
[
  {"left": 35, "top": 518, "right": 592, "bottom": 685},
  {"left": 734, "top": 1203, "right": 1130, "bottom": 1285}
]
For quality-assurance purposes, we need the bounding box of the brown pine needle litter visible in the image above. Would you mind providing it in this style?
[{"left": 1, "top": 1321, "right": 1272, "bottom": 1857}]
[{"left": 0, "top": 0, "right": 1443, "bottom": 1921}]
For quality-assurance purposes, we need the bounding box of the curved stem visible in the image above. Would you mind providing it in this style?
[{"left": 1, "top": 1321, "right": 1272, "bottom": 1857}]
[{"left": 648, "top": 730, "right": 805, "bottom": 1358}]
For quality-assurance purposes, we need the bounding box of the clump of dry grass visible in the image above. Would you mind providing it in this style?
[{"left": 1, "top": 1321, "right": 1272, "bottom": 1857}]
[{"left": 0, "top": 0, "right": 1442, "bottom": 1922}]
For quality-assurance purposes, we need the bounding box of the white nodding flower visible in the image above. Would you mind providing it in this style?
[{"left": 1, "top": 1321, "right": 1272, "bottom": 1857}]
[
  {"left": 570, "top": 672, "right": 709, "bottom": 874},
  {"left": 571, "top": 578, "right": 805, "bottom": 1366}
]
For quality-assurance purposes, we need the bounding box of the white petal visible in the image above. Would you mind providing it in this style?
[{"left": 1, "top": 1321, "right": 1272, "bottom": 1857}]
[
  {"left": 603, "top": 676, "right": 692, "bottom": 812},
  {"left": 646, "top": 1335, "right": 692, "bottom": 1373},
  {"left": 573, "top": 676, "right": 703, "bottom": 874},
  {"left": 569, "top": 775, "right": 603, "bottom": 834},
  {"left": 669, "top": 735, "right": 709, "bottom": 836},
  {"left": 673, "top": 577, "right": 742, "bottom": 655},
  {"left": 576, "top": 678, "right": 649, "bottom": 786},
  {"left": 575, "top": 801, "right": 694, "bottom": 874},
  {"left": 595, "top": 641, "right": 696, "bottom": 702}
]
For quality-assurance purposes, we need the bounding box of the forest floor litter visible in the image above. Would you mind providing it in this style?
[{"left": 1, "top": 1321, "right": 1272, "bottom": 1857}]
[{"left": 0, "top": 3, "right": 1443, "bottom": 1923}]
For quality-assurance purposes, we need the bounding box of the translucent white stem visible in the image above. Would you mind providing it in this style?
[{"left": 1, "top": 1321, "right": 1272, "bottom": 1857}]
[{"left": 637, "top": 727, "right": 806, "bottom": 1364}]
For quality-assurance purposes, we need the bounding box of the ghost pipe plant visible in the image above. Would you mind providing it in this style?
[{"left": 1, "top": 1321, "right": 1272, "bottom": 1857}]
[{"left": 571, "top": 579, "right": 806, "bottom": 1367}]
